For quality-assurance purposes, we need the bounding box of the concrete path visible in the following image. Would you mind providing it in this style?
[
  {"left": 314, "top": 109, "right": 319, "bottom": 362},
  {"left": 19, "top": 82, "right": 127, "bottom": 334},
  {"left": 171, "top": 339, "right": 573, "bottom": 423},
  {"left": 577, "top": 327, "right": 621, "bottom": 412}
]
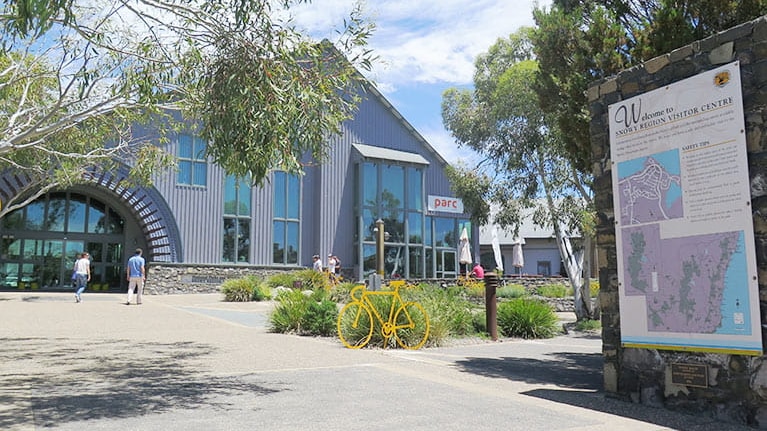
[{"left": 0, "top": 292, "right": 752, "bottom": 430}]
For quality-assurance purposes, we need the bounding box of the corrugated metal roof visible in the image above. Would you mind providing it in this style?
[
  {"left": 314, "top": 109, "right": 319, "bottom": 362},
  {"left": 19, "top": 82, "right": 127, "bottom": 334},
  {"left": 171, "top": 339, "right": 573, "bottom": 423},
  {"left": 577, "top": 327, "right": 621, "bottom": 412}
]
[{"left": 352, "top": 143, "right": 430, "bottom": 165}]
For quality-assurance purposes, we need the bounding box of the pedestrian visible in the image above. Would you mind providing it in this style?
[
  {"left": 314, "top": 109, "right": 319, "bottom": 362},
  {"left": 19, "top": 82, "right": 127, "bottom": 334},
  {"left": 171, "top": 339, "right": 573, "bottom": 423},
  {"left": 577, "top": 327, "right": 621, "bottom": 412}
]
[
  {"left": 125, "top": 248, "right": 146, "bottom": 305},
  {"left": 73, "top": 252, "right": 91, "bottom": 303},
  {"left": 472, "top": 262, "right": 485, "bottom": 280},
  {"left": 327, "top": 254, "right": 337, "bottom": 275},
  {"left": 312, "top": 254, "right": 322, "bottom": 272}
]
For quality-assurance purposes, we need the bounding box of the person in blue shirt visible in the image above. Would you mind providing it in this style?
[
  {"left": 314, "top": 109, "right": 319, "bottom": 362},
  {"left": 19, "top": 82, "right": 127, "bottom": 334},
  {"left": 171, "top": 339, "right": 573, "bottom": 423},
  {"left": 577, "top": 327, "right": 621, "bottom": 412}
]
[{"left": 125, "top": 248, "right": 146, "bottom": 305}]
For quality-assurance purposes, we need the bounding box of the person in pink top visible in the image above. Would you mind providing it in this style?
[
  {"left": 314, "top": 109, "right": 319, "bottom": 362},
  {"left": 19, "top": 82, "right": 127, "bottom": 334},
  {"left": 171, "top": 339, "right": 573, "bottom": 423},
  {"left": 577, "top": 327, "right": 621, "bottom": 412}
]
[{"left": 471, "top": 263, "right": 485, "bottom": 280}]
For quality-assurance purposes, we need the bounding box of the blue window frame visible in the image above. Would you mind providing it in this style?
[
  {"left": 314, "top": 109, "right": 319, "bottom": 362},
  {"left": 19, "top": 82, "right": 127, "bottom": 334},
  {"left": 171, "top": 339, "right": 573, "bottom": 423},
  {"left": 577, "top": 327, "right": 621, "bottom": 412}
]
[
  {"left": 177, "top": 134, "right": 208, "bottom": 186},
  {"left": 223, "top": 175, "right": 252, "bottom": 263}
]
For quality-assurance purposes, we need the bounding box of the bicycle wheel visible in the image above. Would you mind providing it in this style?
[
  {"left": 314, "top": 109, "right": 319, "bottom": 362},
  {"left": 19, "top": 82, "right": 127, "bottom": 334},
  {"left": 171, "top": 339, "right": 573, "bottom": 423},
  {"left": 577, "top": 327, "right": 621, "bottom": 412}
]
[
  {"left": 393, "top": 301, "right": 430, "bottom": 350},
  {"left": 337, "top": 301, "right": 374, "bottom": 349}
]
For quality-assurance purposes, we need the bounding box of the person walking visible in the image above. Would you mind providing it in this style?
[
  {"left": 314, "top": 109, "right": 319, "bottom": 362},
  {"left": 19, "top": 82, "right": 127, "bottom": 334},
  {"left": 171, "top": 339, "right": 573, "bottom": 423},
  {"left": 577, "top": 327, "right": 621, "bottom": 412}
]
[
  {"left": 125, "top": 248, "right": 146, "bottom": 305},
  {"left": 73, "top": 252, "right": 91, "bottom": 303},
  {"left": 312, "top": 254, "right": 322, "bottom": 272}
]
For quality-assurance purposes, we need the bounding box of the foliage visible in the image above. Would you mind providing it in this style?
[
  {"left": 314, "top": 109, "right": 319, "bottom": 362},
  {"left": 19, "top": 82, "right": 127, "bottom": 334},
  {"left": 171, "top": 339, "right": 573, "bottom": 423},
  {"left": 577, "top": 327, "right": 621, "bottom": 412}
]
[
  {"left": 441, "top": 27, "right": 596, "bottom": 321},
  {"left": 0, "top": 0, "right": 375, "bottom": 214},
  {"left": 575, "top": 319, "right": 601, "bottom": 332},
  {"left": 221, "top": 277, "right": 257, "bottom": 302},
  {"left": 417, "top": 288, "right": 477, "bottom": 346},
  {"left": 303, "top": 300, "right": 339, "bottom": 336},
  {"left": 294, "top": 268, "right": 328, "bottom": 291},
  {"left": 252, "top": 281, "right": 272, "bottom": 301},
  {"left": 536, "top": 284, "right": 570, "bottom": 298},
  {"left": 497, "top": 283, "right": 527, "bottom": 299},
  {"left": 497, "top": 298, "right": 560, "bottom": 339},
  {"left": 266, "top": 272, "right": 299, "bottom": 289},
  {"left": 531, "top": 0, "right": 767, "bottom": 173},
  {"left": 329, "top": 281, "right": 358, "bottom": 304},
  {"left": 457, "top": 278, "right": 485, "bottom": 299},
  {"left": 590, "top": 280, "right": 600, "bottom": 297},
  {"left": 269, "top": 289, "right": 310, "bottom": 334}
]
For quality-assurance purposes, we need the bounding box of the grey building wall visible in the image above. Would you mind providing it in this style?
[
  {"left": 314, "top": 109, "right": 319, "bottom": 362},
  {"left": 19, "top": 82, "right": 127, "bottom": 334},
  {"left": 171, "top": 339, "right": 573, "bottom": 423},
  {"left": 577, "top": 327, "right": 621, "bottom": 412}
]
[{"left": 589, "top": 17, "right": 767, "bottom": 428}]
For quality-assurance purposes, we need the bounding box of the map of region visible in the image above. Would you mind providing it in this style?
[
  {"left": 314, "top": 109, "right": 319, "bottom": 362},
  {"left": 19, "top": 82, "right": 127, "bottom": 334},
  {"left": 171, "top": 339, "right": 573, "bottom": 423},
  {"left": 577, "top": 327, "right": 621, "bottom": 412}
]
[
  {"left": 622, "top": 224, "right": 749, "bottom": 335},
  {"left": 617, "top": 149, "right": 683, "bottom": 226}
]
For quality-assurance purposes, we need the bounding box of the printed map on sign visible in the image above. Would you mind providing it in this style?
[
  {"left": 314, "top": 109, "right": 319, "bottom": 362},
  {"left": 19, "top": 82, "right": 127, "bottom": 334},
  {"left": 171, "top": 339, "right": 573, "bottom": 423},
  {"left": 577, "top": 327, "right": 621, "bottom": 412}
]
[
  {"left": 622, "top": 223, "right": 750, "bottom": 335},
  {"left": 617, "top": 149, "right": 683, "bottom": 226}
]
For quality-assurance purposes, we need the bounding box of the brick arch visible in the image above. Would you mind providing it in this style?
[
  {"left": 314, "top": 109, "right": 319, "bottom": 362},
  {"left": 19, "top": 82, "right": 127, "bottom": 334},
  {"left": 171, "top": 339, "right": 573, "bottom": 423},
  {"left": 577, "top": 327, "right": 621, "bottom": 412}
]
[{"left": 0, "top": 169, "right": 182, "bottom": 263}]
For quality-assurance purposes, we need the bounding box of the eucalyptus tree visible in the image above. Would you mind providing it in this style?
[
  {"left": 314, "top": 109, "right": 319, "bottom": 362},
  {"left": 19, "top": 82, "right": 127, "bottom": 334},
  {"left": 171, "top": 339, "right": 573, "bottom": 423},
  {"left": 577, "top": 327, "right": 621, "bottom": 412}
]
[
  {"left": 442, "top": 28, "right": 597, "bottom": 320},
  {"left": 0, "top": 0, "right": 374, "bottom": 216},
  {"left": 532, "top": 0, "right": 767, "bottom": 174}
]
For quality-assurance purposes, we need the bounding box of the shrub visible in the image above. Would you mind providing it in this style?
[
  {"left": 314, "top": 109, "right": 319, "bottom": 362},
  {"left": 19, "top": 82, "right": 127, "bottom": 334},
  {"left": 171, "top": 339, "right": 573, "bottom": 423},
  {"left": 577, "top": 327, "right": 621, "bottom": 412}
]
[
  {"left": 221, "top": 277, "right": 257, "bottom": 302},
  {"left": 303, "top": 299, "right": 338, "bottom": 336},
  {"left": 251, "top": 281, "right": 271, "bottom": 301},
  {"left": 460, "top": 279, "right": 485, "bottom": 299},
  {"left": 497, "top": 283, "right": 527, "bottom": 299},
  {"left": 269, "top": 289, "right": 309, "bottom": 333},
  {"left": 266, "top": 272, "right": 299, "bottom": 289},
  {"left": 497, "top": 298, "right": 559, "bottom": 339},
  {"left": 294, "top": 268, "right": 328, "bottom": 291},
  {"left": 418, "top": 288, "right": 475, "bottom": 344},
  {"left": 575, "top": 319, "right": 601, "bottom": 332},
  {"left": 536, "top": 283, "right": 570, "bottom": 298}
]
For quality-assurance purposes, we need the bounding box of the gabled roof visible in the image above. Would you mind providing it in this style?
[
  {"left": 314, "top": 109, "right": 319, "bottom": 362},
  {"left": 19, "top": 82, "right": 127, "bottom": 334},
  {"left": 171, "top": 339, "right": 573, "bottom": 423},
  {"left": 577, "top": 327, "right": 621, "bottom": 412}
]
[{"left": 478, "top": 204, "right": 581, "bottom": 245}]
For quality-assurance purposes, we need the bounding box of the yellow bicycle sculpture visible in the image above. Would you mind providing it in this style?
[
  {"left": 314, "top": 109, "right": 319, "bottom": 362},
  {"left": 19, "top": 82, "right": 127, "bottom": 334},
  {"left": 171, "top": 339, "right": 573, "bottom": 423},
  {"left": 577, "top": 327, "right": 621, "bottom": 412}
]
[{"left": 337, "top": 280, "right": 430, "bottom": 350}]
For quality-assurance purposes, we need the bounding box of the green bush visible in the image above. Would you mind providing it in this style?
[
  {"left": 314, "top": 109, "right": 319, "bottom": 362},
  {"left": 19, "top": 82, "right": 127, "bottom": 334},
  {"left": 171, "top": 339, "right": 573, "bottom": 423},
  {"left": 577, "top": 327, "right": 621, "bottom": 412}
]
[
  {"left": 497, "top": 283, "right": 527, "bottom": 299},
  {"left": 536, "top": 283, "right": 570, "bottom": 298},
  {"left": 221, "top": 277, "right": 257, "bottom": 302},
  {"left": 266, "top": 272, "right": 299, "bottom": 289},
  {"left": 269, "top": 289, "right": 309, "bottom": 333},
  {"left": 251, "top": 281, "right": 271, "bottom": 301},
  {"left": 294, "top": 268, "right": 328, "bottom": 291},
  {"left": 497, "top": 298, "right": 559, "bottom": 339},
  {"left": 575, "top": 319, "right": 601, "bottom": 332},
  {"left": 303, "top": 299, "right": 338, "bottom": 336},
  {"left": 418, "top": 288, "right": 475, "bottom": 346}
]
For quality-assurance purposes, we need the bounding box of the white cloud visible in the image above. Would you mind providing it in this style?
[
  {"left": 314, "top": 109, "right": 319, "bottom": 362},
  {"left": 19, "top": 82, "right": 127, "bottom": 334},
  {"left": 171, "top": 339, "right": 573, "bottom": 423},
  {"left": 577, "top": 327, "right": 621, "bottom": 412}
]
[{"left": 288, "top": 0, "right": 549, "bottom": 90}]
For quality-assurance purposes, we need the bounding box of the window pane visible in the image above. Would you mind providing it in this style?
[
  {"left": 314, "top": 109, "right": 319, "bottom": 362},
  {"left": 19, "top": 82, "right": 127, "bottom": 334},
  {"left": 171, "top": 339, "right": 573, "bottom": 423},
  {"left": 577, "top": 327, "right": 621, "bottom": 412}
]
[
  {"left": 385, "top": 245, "right": 405, "bottom": 278},
  {"left": 47, "top": 193, "right": 67, "bottom": 232},
  {"left": 409, "top": 246, "right": 423, "bottom": 278},
  {"left": 178, "top": 134, "right": 193, "bottom": 158},
  {"left": 88, "top": 199, "right": 106, "bottom": 233},
  {"left": 87, "top": 242, "right": 103, "bottom": 262},
  {"left": 224, "top": 176, "right": 237, "bottom": 215},
  {"left": 2, "top": 210, "right": 22, "bottom": 230},
  {"left": 362, "top": 162, "right": 377, "bottom": 206},
  {"left": 178, "top": 161, "right": 192, "bottom": 184},
  {"left": 434, "top": 218, "right": 455, "bottom": 247},
  {"left": 382, "top": 209, "right": 404, "bottom": 243},
  {"left": 3, "top": 238, "right": 21, "bottom": 259},
  {"left": 239, "top": 182, "right": 251, "bottom": 216},
  {"left": 287, "top": 175, "right": 300, "bottom": 219},
  {"left": 408, "top": 212, "right": 422, "bottom": 243},
  {"left": 425, "top": 248, "right": 433, "bottom": 278},
  {"left": 273, "top": 172, "right": 286, "bottom": 218},
  {"left": 192, "top": 162, "right": 207, "bottom": 186},
  {"left": 222, "top": 218, "right": 236, "bottom": 262},
  {"left": 67, "top": 194, "right": 87, "bottom": 233},
  {"left": 238, "top": 219, "right": 250, "bottom": 262},
  {"left": 287, "top": 221, "right": 299, "bottom": 264},
  {"left": 381, "top": 165, "right": 404, "bottom": 208},
  {"left": 362, "top": 209, "right": 376, "bottom": 242},
  {"left": 106, "top": 208, "right": 124, "bottom": 234},
  {"left": 194, "top": 138, "right": 207, "bottom": 160},
  {"left": 25, "top": 201, "right": 45, "bottom": 230},
  {"left": 425, "top": 216, "right": 432, "bottom": 246},
  {"left": 407, "top": 167, "right": 422, "bottom": 210},
  {"left": 272, "top": 221, "right": 285, "bottom": 264},
  {"left": 107, "top": 243, "right": 123, "bottom": 264},
  {"left": 443, "top": 251, "right": 456, "bottom": 272},
  {"left": 362, "top": 244, "right": 376, "bottom": 277}
]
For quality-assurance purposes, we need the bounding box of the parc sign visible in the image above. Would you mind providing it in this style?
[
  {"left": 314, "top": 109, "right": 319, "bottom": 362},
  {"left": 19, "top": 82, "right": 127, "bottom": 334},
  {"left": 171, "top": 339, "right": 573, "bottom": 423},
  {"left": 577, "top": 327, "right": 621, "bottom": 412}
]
[{"left": 427, "top": 195, "right": 464, "bottom": 214}]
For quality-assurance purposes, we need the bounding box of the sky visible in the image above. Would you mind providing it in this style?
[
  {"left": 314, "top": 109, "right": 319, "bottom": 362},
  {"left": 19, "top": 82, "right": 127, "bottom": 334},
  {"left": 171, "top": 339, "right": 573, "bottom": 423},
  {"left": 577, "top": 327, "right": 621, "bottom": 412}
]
[{"left": 287, "top": 0, "right": 550, "bottom": 165}]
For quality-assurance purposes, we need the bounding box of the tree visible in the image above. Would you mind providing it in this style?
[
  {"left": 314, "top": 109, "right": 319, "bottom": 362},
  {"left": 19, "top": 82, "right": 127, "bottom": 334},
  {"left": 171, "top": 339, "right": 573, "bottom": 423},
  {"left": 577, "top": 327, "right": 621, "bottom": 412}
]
[
  {"left": 531, "top": 0, "right": 767, "bottom": 173},
  {"left": 0, "top": 0, "right": 374, "bottom": 216},
  {"left": 442, "top": 28, "right": 597, "bottom": 320}
]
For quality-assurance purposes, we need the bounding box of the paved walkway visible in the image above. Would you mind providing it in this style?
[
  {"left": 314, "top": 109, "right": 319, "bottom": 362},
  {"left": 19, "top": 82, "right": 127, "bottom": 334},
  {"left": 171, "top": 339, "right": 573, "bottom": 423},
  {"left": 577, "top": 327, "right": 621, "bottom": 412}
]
[{"left": 0, "top": 291, "right": 753, "bottom": 430}]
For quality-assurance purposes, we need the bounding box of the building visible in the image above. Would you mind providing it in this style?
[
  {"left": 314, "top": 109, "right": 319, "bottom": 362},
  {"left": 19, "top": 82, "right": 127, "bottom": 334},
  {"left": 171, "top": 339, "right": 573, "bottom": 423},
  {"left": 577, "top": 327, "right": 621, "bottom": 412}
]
[
  {"left": 0, "top": 80, "right": 472, "bottom": 291},
  {"left": 478, "top": 215, "right": 568, "bottom": 277}
]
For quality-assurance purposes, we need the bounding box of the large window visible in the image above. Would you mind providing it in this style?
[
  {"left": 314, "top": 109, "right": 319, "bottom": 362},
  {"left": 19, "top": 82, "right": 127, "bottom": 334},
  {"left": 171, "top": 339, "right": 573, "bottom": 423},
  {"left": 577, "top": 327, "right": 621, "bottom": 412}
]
[
  {"left": 177, "top": 134, "right": 208, "bottom": 186},
  {"left": 273, "top": 171, "right": 300, "bottom": 265},
  {"left": 358, "top": 162, "right": 426, "bottom": 278},
  {"left": 223, "top": 176, "right": 251, "bottom": 263}
]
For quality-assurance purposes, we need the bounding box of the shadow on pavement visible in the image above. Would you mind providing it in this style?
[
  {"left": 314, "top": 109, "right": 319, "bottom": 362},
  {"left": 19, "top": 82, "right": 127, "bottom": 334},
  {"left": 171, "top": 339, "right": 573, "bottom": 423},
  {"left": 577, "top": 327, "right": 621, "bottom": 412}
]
[
  {"left": 453, "top": 351, "right": 603, "bottom": 390},
  {"left": 0, "top": 337, "right": 279, "bottom": 429}
]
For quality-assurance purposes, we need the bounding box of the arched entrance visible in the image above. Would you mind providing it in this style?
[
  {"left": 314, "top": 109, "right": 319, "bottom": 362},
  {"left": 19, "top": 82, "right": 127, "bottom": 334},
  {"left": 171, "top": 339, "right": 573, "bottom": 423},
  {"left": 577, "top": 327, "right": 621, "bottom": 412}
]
[
  {"left": 0, "top": 167, "right": 183, "bottom": 291},
  {"left": 0, "top": 190, "right": 145, "bottom": 291}
]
